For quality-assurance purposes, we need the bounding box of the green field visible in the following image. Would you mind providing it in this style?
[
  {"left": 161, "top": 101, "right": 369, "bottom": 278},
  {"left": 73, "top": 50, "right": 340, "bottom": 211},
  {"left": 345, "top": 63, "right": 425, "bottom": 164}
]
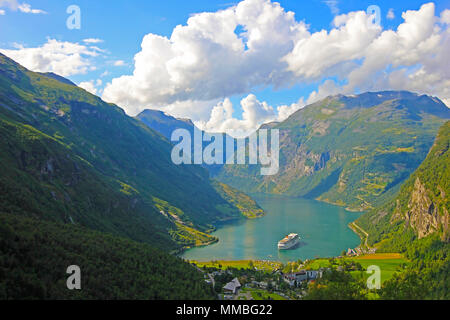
[
  {"left": 351, "top": 254, "right": 409, "bottom": 283},
  {"left": 304, "top": 253, "right": 408, "bottom": 283},
  {"left": 191, "top": 259, "right": 282, "bottom": 272}
]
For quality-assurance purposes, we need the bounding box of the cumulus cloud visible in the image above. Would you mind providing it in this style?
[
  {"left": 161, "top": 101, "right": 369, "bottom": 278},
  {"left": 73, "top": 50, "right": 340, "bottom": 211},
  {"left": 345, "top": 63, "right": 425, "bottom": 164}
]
[
  {"left": 0, "top": 9, "right": 5, "bottom": 15},
  {"left": 78, "top": 80, "right": 102, "bottom": 95},
  {"left": 101, "top": 0, "right": 449, "bottom": 133},
  {"left": 308, "top": 3, "right": 450, "bottom": 106},
  {"left": 196, "top": 94, "right": 304, "bottom": 136},
  {"left": 3, "top": 0, "right": 447, "bottom": 134},
  {"left": 441, "top": 9, "right": 450, "bottom": 24},
  {"left": 102, "top": 0, "right": 309, "bottom": 114},
  {"left": 78, "top": 81, "right": 96, "bottom": 95},
  {"left": 284, "top": 10, "right": 381, "bottom": 80},
  {"left": 0, "top": 39, "right": 98, "bottom": 76}
]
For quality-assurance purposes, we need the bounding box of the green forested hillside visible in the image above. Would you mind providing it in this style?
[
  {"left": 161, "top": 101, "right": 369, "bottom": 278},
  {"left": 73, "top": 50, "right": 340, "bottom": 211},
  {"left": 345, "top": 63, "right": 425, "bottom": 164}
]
[
  {"left": 0, "top": 53, "right": 259, "bottom": 249},
  {"left": 211, "top": 181, "right": 265, "bottom": 219},
  {"left": 216, "top": 92, "right": 450, "bottom": 211},
  {"left": 357, "top": 121, "right": 449, "bottom": 250},
  {"left": 0, "top": 53, "right": 234, "bottom": 299},
  {"left": 354, "top": 121, "right": 450, "bottom": 299},
  {"left": 0, "top": 212, "right": 214, "bottom": 299}
]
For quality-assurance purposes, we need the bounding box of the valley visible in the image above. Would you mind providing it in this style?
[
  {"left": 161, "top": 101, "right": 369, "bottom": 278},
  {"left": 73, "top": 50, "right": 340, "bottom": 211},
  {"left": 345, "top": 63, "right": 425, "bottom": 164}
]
[{"left": 0, "top": 52, "right": 448, "bottom": 300}]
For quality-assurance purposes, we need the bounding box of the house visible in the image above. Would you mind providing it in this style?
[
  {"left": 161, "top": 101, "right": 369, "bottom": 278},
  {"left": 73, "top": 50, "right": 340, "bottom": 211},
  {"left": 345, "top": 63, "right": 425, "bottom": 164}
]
[
  {"left": 306, "top": 270, "right": 322, "bottom": 280},
  {"left": 223, "top": 278, "right": 241, "bottom": 294},
  {"left": 283, "top": 271, "right": 308, "bottom": 286},
  {"left": 283, "top": 270, "right": 323, "bottom": 286}
]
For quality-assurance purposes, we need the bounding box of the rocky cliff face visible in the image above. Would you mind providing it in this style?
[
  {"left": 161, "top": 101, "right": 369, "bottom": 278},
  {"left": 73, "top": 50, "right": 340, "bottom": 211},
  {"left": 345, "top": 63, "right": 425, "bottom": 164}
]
[{"left": 394, "top": 177, "right": 449, "bottom": 240}]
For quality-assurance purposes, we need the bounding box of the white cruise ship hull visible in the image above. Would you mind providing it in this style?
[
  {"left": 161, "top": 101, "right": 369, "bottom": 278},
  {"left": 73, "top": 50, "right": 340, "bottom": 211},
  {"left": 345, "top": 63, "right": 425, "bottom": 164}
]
[{"left": 277, "top": 238, "right": 300, "bottom": 250}]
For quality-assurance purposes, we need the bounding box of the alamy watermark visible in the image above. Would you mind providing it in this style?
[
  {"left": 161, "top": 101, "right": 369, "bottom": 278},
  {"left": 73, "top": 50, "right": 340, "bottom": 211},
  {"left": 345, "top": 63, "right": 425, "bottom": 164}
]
[
  {"left": 366, "top": 265, "right": 381, "bottom": 289},
  {"left": 367, "top": 5, "right": 381, "bottom": 29},
  {"left": 66, "top": 5, "right": 81, "bottom": 30},
  {"left": 66, "top": 265, "right": 81, "bottom": 290},
  {"left": 170, "top": 127, "right": 279, "bottom": 176}
]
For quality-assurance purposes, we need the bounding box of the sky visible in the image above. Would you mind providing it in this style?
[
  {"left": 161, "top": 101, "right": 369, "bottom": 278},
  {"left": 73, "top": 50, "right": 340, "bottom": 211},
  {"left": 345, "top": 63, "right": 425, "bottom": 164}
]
[{"left": 0, "top": 0, "right": 449, "bottom": 134}]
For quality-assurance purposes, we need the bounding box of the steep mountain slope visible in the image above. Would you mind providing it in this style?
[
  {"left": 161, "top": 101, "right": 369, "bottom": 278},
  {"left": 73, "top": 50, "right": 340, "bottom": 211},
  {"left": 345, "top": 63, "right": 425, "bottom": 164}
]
[
  {"left": 137, "top": 109, "right": 195, "bottom": 140},
  {"left": 137, "top": 109, "right": 237, "bottom": 176},
  {"left": 216, "top": 91, "right": 450, "bottom": 211},
  {"left": 357, "top": 120, "right": 450, "bottom": 249},
  {"left": 354, "top": 122, "right": 450, "bottom": 299},
  {"left": 0, "top": 53, "right": 258, "bottom": 249},
  {"left": 0, "top": 212, "right": 215, "bottom": 299}
]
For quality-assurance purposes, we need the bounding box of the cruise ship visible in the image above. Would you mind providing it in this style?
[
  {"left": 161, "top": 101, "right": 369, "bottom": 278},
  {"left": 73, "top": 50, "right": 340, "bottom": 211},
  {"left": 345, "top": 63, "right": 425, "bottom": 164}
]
[{"left": 278, "top": 233, "right": 300, "bottom": 250}]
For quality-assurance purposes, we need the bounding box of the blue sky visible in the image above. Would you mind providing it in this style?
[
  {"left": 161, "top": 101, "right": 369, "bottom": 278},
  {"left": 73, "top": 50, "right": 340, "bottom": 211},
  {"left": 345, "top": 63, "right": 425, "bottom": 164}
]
[{"left": 1, "top": 0, "right": 449, "bottom": 133}]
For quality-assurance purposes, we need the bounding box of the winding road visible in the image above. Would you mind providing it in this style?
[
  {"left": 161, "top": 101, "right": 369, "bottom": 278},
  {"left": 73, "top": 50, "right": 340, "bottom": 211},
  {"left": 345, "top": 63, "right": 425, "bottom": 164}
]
[{"left": 350, "top": 222, "right": 371, "bottom": 249}]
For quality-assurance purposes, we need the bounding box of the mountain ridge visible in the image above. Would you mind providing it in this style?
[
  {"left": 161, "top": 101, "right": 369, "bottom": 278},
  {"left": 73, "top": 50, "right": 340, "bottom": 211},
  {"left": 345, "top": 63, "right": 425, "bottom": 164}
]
[
  {"left": 215, "top": 90, "right": 450, "bottom": 211},
  {"left": 0, "top": 53, "right": 263, "bottom": 249}
]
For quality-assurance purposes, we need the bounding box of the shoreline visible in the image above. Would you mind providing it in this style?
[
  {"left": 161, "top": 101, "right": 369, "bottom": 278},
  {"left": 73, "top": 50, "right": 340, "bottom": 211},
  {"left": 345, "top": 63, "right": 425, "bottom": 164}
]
[{"left": 179, "top": 196, "right": 362, "bottom": 261}]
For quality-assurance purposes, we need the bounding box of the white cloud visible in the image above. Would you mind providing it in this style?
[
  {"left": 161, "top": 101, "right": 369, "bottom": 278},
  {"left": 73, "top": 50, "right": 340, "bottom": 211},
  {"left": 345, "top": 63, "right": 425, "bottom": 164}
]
[
  {"left": 387, "top": 8, "right": 395, "bottom": 20},
  {"left": 324, "top": 3, "right": 449, "bottom": 104},
  {"left": 18, "top": 3, "right": 46, "bottom": 14},
  {"left": 113, "top": 60, "right": 125, "bottom": 66},
  {"left": 78, "top": 81, "right": 97, "bottom": 95},
  {"left": 196, "top": 94, "right": 305, "bottom": 136},
  {"left": 101, "top": 0, "right": 450, "bottom": 133},
  {"left": 0, "top": 9, "right": 5, "bottom": 15},
  {"left": 2, "top": 0, "right": 446, "bottom": 134},
  {"left": 0, "top": 1, "right": 46, "bottom": 14},
  {"left": 83, "top": 38, "right": 104, "bottom": 44},
  {"left": 441, "top": 9, "right": 450, "bottom": 24},
  {"left": 102, "top": 0, "right": 309, "bottom": 115},
  {"left": 0, "top": 39, "right": 98, "bottom": 76},
  {"left": 78, "top": 79, "right": 102, "bottom": 96},
  {"left": 284, "top": 10, "right": 381, "bottom": 80}
]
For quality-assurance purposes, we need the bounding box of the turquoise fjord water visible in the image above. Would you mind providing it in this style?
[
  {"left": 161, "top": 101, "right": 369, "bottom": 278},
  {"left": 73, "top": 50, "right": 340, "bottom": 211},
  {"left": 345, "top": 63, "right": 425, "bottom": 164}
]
[{"left": 182, "top": 195, "right": 362, "bottom": 263}]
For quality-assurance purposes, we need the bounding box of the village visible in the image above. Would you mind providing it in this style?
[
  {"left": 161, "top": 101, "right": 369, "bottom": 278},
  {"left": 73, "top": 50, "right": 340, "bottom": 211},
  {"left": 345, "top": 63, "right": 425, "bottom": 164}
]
[
  {"left": 191, "top": 243, "right": 376, "bottom": 300},
  {"left": 193, "top": 260, "right": 327, "bottom": 300}
]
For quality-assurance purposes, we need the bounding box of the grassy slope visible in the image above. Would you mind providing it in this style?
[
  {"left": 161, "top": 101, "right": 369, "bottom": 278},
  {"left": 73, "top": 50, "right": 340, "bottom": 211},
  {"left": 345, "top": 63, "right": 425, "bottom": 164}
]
[
  {"left": 212, "top": 181, "right": 265, "bottom": 219},
  {"left": 304, "top": 253, "right": 408, "bottom": 284}
]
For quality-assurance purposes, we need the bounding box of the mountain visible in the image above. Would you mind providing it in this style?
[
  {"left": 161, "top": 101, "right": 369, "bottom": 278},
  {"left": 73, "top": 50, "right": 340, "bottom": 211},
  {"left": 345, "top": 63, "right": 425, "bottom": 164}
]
[
  {"left": 357, "top": 120, "right": 449, "bottom": 249},
  {"left": 0, "top": 53, "right": 262, "bottom": 249},
  {"left": 353, "top": 121, "right": 449, "bottom": 300},
  {"left": 137, "top": 109, "right": 236, "bottom": 176},
  {"left": 137, "top": 109, "right": 195, "bottom": 140},
  {"left": 215, "top": 91, "right": 450, "bottom": 211}
]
